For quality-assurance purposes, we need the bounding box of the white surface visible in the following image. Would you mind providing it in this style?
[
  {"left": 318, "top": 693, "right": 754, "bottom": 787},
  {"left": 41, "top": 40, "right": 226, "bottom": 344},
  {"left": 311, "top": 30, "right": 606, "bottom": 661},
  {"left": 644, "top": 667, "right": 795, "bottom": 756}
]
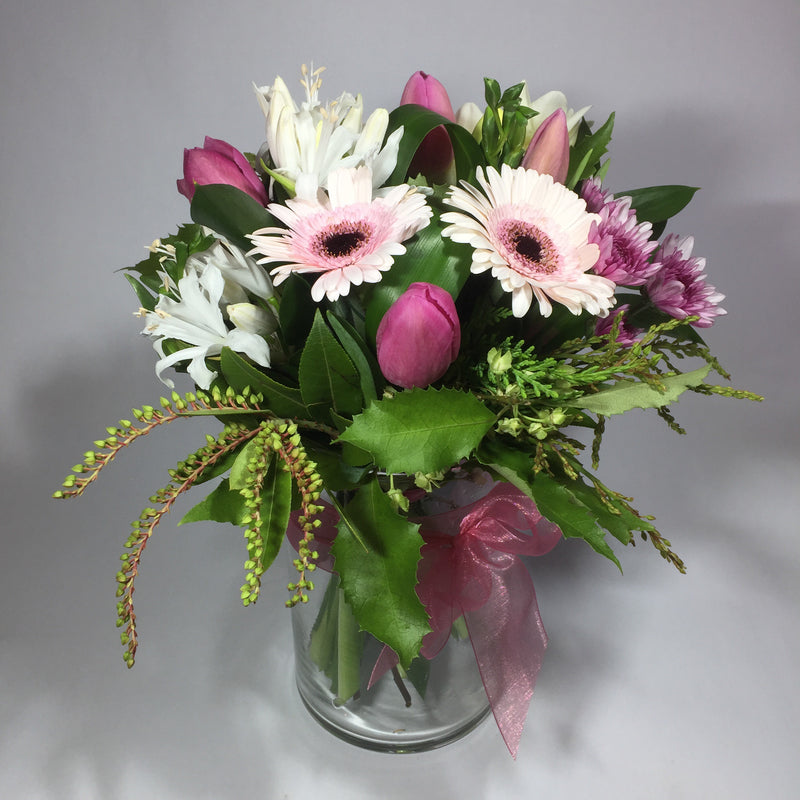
[{"left": 1, "top": 1, "right": 798, "bottom": 797}]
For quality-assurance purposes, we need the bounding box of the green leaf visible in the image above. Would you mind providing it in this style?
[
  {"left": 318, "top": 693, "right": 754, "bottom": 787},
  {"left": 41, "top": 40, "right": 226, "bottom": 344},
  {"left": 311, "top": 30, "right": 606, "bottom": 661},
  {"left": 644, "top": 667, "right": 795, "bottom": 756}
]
[
  {"left": 385, "top": 105, "right": 485, "bottom": 185},
  {"left": 253, "top": 456, "right": 293, "bottom": 574},
  {"left": 178, "top": 478, "right": 249, "bottom": 526},
  {"left": 619, "top": 185, "right": 699, "bottom": 225},
  {"left": 229, "top": 438, "right": 261, "bottom": 491},
  {"left": 338, "top": 388, "right": 495, "bottom": 474},
  {"left": 326, "top": 312, "right": 379, "bottom": 405},
  {"left": 331, "top": 479, "right": 429, "bottom": 669},
  {"left": 528, "top": 472, "right": 621, "bottom": 568},
  {"left": 566, "top": 113, "right": 615, "bottom": 189},
  {"left": 124, "top": 273, "right": 156, "bottom": 311},
  {"left": 308, "top": 574, "right": 364, "bottom": 704},
  {"left": 364, "top": 205, "right": 472, "bottom": 343},
  {"left": 220, "top": 347, "right": 307, "bottom": 419},
  {"left": 570, "top": 366, "right": 711, "bottom": 416},
  {"left": 278, "top": 273, "right": 315, "bottom": 350},
  {"left": 477, "top": 439, "right": 625, "bottom": 566},
  {"left": 189, "top": 184, "right": 275, "bottom": 251},
  {"left": 298, "top": 310, "right": 363, "bottom": 421}
]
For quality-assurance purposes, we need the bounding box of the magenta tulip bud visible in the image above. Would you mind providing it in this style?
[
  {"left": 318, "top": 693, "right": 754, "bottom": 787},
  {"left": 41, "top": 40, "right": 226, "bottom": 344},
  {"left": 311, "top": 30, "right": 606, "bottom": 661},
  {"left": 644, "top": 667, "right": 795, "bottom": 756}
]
[
  {"left": 376, "top": 282, "right": 461, "bottom": 389},
  {"left": 400, "top": 71, "right": 456, "bottom": 184},
  {"left": 177, "top": 136, "right": 268, "bottom": 205},
  {"left": 521, "top": 109, "right": 570, "bottom": 185}
]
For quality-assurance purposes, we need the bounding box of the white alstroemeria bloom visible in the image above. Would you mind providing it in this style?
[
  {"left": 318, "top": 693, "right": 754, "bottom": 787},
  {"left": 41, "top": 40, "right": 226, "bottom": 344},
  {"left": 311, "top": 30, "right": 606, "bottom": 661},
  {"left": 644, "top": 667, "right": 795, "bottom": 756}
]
[
  {"left": 520, "top": 85, "right": 591, "bottom": 146},
  {"left": 186, "top": 240, "right": 274, "bottom": 305},
  {"left": 140, "top": 264, "right": 271, "bottom": 389},
  {"left": 226, "top": 302, "right": 277, "bottom": 336},
  {"left": 253, "top": 65, "right": 403, "bottom": 193}
]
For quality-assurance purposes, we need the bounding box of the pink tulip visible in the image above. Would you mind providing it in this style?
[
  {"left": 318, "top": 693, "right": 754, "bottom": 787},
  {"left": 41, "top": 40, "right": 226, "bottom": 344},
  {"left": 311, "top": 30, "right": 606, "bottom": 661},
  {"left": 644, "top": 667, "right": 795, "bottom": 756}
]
[
  {"left": 521, "top": 109, "right": 570, "bottom": 184},
  {"left": 177, "top": 136, "right": 268, "bottom": 205},
  {"left": 376, "top": 283, "right": 461, "bottom": 389},
  {"left": 400, "top": 71, "right": 456, "bottom": 184}
]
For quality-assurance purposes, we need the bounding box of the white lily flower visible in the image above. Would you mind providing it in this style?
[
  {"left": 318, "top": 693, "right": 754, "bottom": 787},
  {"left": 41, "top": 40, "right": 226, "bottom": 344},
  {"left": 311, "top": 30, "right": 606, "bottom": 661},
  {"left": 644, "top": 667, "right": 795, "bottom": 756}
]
[
  {"left": 253, "top": 65, "right": 402, "bottom": 194},
  {"left": 140, "top": 264, "right": 271, "bottom": 389}
]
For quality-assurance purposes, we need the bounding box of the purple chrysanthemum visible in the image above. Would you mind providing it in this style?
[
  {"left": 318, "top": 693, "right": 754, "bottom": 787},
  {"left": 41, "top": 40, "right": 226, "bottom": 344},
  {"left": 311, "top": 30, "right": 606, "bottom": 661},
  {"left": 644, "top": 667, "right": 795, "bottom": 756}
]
[
  {"left": 580, "top": 178, "right": 660, "bottom": 286},
  {"left": 645, "top": 234, "right": 726, "bottom": 328},
  {"left": 594, "top": 304, "right": 643, "bottom": 346}
]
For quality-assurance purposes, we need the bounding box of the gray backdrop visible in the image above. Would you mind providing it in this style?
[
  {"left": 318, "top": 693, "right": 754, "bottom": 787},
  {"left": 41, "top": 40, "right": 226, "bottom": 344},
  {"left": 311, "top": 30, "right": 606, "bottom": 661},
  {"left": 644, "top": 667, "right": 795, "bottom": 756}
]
[{"left": 2, "top": 1, "right": 798, "bottom": 797}]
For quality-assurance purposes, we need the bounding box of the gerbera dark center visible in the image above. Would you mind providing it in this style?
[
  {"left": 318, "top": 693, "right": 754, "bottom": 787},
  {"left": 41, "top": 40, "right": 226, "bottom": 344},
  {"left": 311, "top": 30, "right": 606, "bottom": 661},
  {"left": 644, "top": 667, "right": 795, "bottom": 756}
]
[
  {"left": 324, "top": 230, "right": 366, "bottom": 258},
  {"left": 500, "top": 220, "right": 557, "bottom": 276},
  {"left": 514, "top": 234, "right": 543, "bottom": 263}
]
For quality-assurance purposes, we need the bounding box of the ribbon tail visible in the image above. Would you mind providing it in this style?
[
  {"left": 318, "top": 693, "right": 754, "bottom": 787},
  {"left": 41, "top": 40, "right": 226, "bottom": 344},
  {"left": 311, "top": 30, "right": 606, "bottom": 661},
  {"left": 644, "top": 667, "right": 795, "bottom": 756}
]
[
  {"left": 464, "top": 560, "right": 548, "bottom": 759},
  {"left": 367, "top": 644, "right": 399, "bottom": 690}
]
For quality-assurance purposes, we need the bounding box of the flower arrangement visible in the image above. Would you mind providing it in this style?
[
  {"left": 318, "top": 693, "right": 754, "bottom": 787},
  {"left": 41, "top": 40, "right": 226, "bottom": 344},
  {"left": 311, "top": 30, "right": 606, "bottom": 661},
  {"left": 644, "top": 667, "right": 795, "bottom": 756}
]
[{"left": 55, "top": 65, "right": 760, "bottom": 756}]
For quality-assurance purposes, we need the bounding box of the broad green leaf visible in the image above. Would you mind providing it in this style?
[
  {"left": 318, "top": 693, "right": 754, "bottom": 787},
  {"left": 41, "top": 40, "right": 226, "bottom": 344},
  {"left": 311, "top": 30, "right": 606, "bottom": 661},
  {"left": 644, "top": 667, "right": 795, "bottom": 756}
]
[
  {"left": 477, "top": 439, "right": 622, "bottom": 566},
  {"left": 364, "top": 206, "right": 472, "bottom": 343},
  {"left": 527, "top": 472, "right": 621, "bottom": 568},
  {"left": 476, "top": 437, "right": 537, "bottom": 493},
  {"left": 229, "top": 438, "right": 262, "bottom": 491},
  {"left": 326, "top": 312, "right": 379, "bottom": 404},
  {"left": 566, "top": 113, "right": 615, "bottom": 189},
  {"left": 304, "top": 441, "right": 371, "bottom": 492},
  {"left": 278, "top": 274, "right": 315, "bottom": 350},
  {"left": 619, "top": 185, "right": 699, "bottom": 226},
  {"left": 338, "top": 388, "right": 495, "bottom": 474},
  {"left": 124, "top": 273, "right": 156, "bottom": 311},
  {"left": 308, "top": 574, "right": 364, "bottom": 703},
  {"left": 178, "top": 478, "right": 249, "bottom": 526},
  {"left": 189, "top": 184, "right": 275, "bottom": 251},
  {"left": 385, "top": 105, "right": 485, "bottom": 185},
  {"left": 570, "top": 366, "right": 711, "bottom": 416},
  {"left": 220, "top": 347, "right": 307, "bottom": 419},
  {"left": 298, "top": 310, "right": 363, "bottom": 421},
  {"left": 331, "top": 479, "right": 429, "bottom": 669}
]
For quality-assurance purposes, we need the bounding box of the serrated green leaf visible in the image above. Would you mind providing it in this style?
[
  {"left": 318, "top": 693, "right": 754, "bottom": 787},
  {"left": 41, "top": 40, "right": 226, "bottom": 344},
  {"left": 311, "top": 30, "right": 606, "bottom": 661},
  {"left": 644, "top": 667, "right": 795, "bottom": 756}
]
[
  {"left": 298, "top": 310, "right": 362, "bottom": 421},
  {"left": 220, "top": 347, "right": 307, "bottom": 419},
  {"left": 338, "top": 388, "right": 495, "bottom": 474},
  {"left": 178, "top": 478, "right": 250, "bottom": 526},
  {"left": 189, "top": 184, "right": 275, "bottom": 251},
  {"left": 331, "top": 480, "right": 429, "bottom": 669},
  {"left": 570, "top": 366, "right": 711, "bottom": 416}
]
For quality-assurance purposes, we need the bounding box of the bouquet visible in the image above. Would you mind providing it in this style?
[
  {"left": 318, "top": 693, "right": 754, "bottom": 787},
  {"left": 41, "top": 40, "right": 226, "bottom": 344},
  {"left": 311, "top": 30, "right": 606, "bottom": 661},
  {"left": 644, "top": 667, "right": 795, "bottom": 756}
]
[{"left": 55, "top": 65, "right": 760, "bottom": 755}]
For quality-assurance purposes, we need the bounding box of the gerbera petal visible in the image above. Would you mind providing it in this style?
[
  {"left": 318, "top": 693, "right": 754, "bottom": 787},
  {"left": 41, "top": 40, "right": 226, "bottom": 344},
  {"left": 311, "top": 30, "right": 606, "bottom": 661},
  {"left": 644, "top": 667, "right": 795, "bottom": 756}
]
[{"left": 443, "top": 166, "right": 612, "bottom": 318}]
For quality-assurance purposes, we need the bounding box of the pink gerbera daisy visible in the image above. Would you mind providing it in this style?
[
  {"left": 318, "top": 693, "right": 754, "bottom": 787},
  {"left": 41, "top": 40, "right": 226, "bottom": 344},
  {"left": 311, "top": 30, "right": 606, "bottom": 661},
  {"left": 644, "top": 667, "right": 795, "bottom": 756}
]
[
  {"left": 646, "top": 234, "right": 726, "bottom": 328},
  {"left": 441, "top": 165, "right": 615, "bottom": 318},
  {"left": 247, "top": 166, "right": 432, "bottom": 302}
]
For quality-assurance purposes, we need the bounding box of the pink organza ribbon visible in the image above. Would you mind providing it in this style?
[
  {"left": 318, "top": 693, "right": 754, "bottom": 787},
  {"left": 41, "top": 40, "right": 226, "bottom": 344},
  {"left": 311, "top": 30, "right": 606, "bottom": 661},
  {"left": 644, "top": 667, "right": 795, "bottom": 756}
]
[{"left": 287, "top": 483, "right": 562, "bottom": 758}]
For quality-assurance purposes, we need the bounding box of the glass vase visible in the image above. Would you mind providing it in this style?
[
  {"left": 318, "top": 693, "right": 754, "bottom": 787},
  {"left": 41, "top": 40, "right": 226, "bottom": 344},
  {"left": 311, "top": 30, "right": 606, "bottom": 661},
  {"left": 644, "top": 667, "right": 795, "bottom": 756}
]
[
  {"left": 291, "top": 571, "right": 490, "bottom": 752},
  {"left": 290, "top": 474, "right": 494, "bottom": 752}
]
